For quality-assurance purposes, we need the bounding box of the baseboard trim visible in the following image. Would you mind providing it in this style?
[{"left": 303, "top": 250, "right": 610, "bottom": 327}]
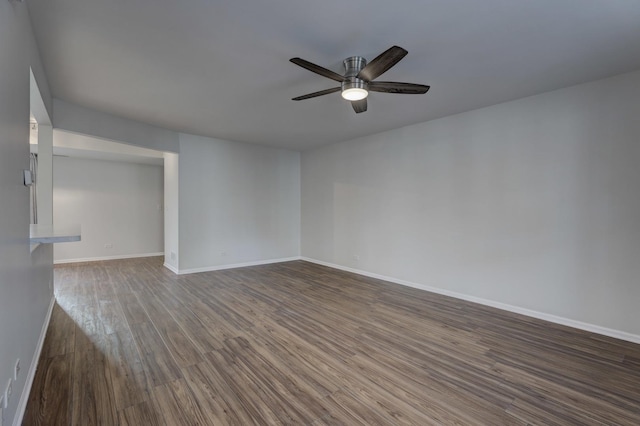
[
  {"left": 301, "top": 257, "right": 640, "bottom": 345},
  {"left": 177, "top": 256, "right": 302, "bottom": 275},
  {"left": 13, "top": 295, "right": 55, "bottom": 426},
  {"left": 54, "top": 252, "right": 164, "bottom": 264},
  {"left": 163, "top": 262, "right": 179, "bottom": 274}
]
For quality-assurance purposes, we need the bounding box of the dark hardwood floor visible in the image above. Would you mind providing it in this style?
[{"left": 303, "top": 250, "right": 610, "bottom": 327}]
[{"left": 24, "top": 257, "right": 640, "bottom": 425}]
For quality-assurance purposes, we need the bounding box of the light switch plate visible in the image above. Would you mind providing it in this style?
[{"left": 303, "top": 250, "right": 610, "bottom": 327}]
[
  {"left": 14, "top": 359, "right": 20, "bottom": 381},
  {"left": 23, "top": 170, "right": 33, "bottom": 186}
]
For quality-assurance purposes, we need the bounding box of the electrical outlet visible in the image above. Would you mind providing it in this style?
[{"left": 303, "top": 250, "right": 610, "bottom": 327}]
[
  {"left": 14, "top": 359, "right": 20, "bottom": 381},
  {"left": 220, "top": 251, "right": 228, "bottom": 257},
  {"left": 104, "top": 243, "right": 113, "bottom": 249},
  {"left": 353, "top": 255, "right": 360, "bottom": 261}
]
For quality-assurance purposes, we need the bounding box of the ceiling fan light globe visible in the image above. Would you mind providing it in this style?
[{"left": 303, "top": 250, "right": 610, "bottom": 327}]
[
  {"left": 341, "top": 88, "right": 368, "bottom": 101},
  {"left": 341, "top": 76, "right": 369, "bottom": 101}
]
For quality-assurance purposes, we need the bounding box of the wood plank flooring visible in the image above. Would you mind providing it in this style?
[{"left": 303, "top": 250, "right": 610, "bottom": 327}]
[{"left": 24, "top": 257, "right": 640, "bottom": 425}]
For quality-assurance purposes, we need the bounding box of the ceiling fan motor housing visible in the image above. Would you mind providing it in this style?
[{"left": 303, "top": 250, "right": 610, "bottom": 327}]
[{"left": 341, "top": 56, "right": 368, "bottom": 94}]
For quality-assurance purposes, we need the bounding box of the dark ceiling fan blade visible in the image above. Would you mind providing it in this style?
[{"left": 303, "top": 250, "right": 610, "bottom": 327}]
[
  {"left": 351, "top": 98, "right": 367, "bottom": 113},
  {"left": 368, "top": 81, "right": 430, "bottom": 94},
  {"left": 292, "top": 87, "right": 341, "bottom": 101},
  {"left": 290, "top": 58, "right": 344, "bottom": 82},
  {"left": 357, "top": 46, "right": 408, "bottom": 81}
]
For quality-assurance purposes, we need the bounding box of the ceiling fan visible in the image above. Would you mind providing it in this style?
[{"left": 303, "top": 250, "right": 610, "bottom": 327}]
[{"left": 290, "top": 46, "right": 430, "bottom": 113}]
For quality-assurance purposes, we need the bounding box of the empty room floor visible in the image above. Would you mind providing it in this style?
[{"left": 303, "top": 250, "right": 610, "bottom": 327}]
[{"left": 24, "top": 257, "right": 640, "bottom": 425}]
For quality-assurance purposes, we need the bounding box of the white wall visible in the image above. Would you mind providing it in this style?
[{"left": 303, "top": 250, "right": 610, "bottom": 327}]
[
  {"left": 53, "top": 156, "right": 164, "bottom": 262},
  {"left": 178, "top": 133, "right": 300, "bottom": 272},
  {"left": 164, "top": 152, "right": 179, "bottom": 271},
  {"left": 54, "top": 99, "right": 179, "bottom": 153},
  {"left": 51, "top": 129, "right": 165, "bottom": 165},
  {"left": 36, "top": 124, "right": 53, "bottom": 225},
  {"left": 302, "top": 70, "right": 640, "bottom": 338},
  {"left": 0, "top": 2, "right": 54, "bottom": 425}
]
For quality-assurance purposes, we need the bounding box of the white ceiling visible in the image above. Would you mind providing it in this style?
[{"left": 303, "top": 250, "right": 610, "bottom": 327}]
[{"left": 27, "top": 0, "right": 640, "bottom": 150}]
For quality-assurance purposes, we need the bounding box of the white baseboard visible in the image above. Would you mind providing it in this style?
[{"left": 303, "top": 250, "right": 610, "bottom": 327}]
[
  {"left": 54, "top": 252, "right": 164, "bottom": 265},
  {"left": 13, "top": 295, "right": 55, "bottom": 426},
  {"left": 176, "top": 256, "right": 302, "bottom": 275},
  {"left": 163, "top": 262, "right": 179, "bottom": 274},
  {"left": 301, "top": 257, "right": 640, "bottom": 345}
]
